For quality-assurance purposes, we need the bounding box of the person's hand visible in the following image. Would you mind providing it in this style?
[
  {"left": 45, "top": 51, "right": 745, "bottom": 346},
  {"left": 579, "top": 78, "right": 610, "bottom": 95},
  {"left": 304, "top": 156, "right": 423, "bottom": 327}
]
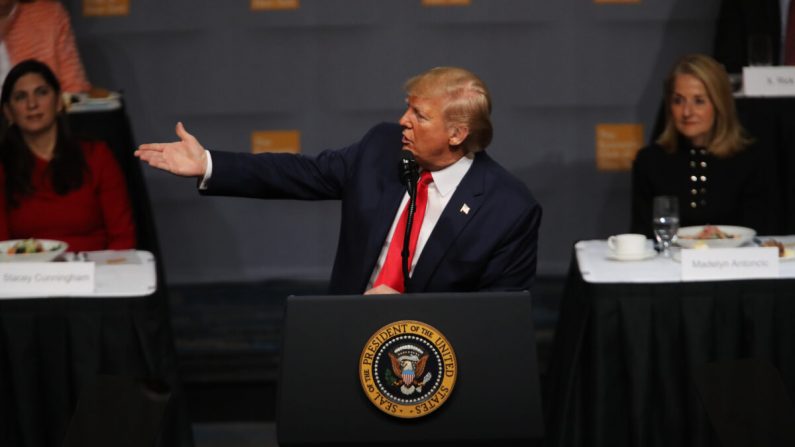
[
  {"left": 135, "top": 122, "right": 208, "bottom": 177},
  {"left": 364, "top": 284, "right": 401, "bottom": 295}
]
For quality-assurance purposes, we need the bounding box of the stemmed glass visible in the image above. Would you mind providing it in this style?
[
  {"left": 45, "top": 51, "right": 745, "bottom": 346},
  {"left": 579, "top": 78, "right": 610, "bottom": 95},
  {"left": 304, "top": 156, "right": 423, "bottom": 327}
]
[{"left": 652, "top": 196, "right": 680, "bottom": 257}]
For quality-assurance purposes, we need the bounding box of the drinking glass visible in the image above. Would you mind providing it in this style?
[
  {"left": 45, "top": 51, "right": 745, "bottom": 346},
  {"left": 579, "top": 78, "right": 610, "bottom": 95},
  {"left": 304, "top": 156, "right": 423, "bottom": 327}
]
[{"left": 652, "top": 196, "right": 679, "bottom": 257}]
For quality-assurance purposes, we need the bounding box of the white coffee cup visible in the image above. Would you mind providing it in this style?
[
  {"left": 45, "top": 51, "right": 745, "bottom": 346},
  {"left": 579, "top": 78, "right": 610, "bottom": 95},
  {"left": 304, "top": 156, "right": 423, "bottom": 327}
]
[{"left": 607, "top": 233, "right": 647, "bottom": 257}]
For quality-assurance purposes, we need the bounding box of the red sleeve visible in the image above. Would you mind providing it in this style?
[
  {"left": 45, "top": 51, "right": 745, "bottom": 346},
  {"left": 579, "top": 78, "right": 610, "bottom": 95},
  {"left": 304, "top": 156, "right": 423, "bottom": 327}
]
[
  {"left": 86, "top": 141, "right": 137, "bottom": 249},
  {"left": 0, "top": 165, "right": 9, "bottom": 241}
]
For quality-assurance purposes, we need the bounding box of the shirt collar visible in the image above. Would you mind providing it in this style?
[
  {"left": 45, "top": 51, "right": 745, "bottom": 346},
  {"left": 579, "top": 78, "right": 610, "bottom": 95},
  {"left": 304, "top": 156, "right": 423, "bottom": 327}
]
[{"left": 425, "top": 153, "right": 474, "bottom": 197}]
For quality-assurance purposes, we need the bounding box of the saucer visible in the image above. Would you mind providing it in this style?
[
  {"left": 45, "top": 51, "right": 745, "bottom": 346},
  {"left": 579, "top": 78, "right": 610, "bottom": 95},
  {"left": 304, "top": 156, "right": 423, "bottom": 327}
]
[{"left": 606, "top": 248, "right": 657, "bottom": 261}]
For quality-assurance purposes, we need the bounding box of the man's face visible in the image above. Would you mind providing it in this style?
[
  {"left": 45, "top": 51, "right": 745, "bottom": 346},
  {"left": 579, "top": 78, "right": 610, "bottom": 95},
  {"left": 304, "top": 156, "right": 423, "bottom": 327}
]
[{"left": 398, "top": 94, "right": 464, "bottom": 171}]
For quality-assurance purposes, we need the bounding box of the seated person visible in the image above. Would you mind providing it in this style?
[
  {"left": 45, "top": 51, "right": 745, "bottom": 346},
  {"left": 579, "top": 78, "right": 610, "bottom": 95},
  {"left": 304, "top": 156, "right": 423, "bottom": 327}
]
[
  {"left": 0, "top": 59, "right": 135, "bottom": 251},
  {"left": 631, "top": 54, "right": 774, "bottom": 237},
  {"left": 0, "top": 0, "right": 91, "bottom": 93}
]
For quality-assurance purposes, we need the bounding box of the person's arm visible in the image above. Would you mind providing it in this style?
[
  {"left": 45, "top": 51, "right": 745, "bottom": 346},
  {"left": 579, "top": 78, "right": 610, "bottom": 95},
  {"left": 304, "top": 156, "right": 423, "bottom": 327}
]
[
  {"left": 203, "top": 146, "right": 350, "bottom": 200},
  {"left": 92, "top": 142, "right": 136, "bottom": 249},
  {"left": 53, "top": 3, "right": 91, "bottom": 93},
  {"left": 139, "top": 121, "right": 378, "bottom": 201}
]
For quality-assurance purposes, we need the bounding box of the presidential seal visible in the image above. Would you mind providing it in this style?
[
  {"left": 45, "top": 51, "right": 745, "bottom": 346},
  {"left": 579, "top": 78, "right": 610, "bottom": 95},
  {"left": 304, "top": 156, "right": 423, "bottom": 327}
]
[{"left": 359, "top": 320, "right": 457, "bottom": 419}]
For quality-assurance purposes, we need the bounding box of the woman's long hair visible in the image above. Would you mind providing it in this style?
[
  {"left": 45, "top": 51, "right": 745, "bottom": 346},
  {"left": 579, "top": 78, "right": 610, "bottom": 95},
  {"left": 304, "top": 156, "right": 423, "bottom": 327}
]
[
  {"left": 656, "top": 54, "right": 751, "bottom": 158},
  {"left": 1, "top": 59, "right": 86, "bottom": 208}
]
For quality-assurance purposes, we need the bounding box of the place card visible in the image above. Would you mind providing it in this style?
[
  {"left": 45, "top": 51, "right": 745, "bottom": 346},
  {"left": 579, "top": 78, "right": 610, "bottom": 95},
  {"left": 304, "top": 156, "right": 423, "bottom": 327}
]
[
  {"left": 743, "top": 66, "right": 795, "bottom": 97},
  {"left": 251, "top": 0, "right": 299, "bottom": 11},
  {"left": 422, "top": 0, "right": 471, "bottom": 6},
  {"left": 681, "top": 247, "right": 779, "bottom": 281},
  {"left": 0, "top": 263, "right": 95, "bottom": 298}
]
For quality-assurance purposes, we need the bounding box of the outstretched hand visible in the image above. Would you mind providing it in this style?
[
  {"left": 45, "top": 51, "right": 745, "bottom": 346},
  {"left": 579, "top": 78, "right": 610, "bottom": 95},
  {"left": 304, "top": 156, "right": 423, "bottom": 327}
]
[{"left": 135, "top": 122, "right": 208, "bottom": 177}]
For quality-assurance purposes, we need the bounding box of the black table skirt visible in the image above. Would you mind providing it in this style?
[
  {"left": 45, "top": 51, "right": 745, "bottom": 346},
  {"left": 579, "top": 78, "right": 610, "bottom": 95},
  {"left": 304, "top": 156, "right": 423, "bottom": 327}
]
[
  {"left": 0, "top": 293, "right": 191, "bottom": 447},
  {"left": 544, "top": 254, "right": 795, "bottom": 447}
]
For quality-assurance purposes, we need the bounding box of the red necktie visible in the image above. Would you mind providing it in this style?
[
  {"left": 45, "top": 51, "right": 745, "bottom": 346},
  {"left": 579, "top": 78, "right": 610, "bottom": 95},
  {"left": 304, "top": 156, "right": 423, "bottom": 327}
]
[
  {"left": 374, "top": 171, "right": 434, "bottom": 292},
  {"left": 785, "top": 1, "right": 795, "bottom": 65}
]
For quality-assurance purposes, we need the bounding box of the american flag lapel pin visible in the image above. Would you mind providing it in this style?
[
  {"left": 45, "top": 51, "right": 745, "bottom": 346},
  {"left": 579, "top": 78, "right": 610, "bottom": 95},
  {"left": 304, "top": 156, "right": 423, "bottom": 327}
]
[{"left": 460, "top": 203, "right": 470, "bottom": 215}]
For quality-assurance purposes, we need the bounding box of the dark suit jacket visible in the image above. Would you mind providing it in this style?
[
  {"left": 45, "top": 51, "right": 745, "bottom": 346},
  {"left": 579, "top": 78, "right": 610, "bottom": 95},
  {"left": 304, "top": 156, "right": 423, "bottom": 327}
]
[
  {"left": 714, "top": 0, "right": 781, "bottom": 73},
  {"left": 202, "top": 122, "right": 542, "bottom": 294}
]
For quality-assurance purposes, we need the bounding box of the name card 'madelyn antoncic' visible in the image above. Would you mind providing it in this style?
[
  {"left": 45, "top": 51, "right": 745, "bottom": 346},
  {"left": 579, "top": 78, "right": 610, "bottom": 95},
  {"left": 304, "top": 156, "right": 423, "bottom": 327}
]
[
  {"left": 681, "top": 247, "right": 779, "bottom": 281},
  {"left": 0, "top": 262, "right": 95, "bottom": 298}
]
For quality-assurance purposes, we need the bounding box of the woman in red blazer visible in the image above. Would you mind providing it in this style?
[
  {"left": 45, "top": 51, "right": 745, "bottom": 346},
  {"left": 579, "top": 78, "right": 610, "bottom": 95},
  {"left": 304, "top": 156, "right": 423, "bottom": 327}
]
[{"left": 0, "top": 59, "right": 135, "bottom": 252}]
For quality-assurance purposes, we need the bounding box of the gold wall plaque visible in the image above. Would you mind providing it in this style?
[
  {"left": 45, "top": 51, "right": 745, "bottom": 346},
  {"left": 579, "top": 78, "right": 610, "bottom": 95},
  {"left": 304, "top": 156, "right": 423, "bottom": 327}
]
[
  {"left": 251, "top": 130, "right": 301, "bottom": 154},
  {"left": 422, "top": 0, "right": 471, "bottom": 6},
  {"left": 593, "top": 0, "right": 641, "bottom": 4},
  {"left": 83, "top": 0, "right": 130, "bottom": 17},
  {"left": 251, "top": 0, "right": 300, "bottom": 11},
  {"left": 595, "top": 123, "right": 644, "bottom": 171}
]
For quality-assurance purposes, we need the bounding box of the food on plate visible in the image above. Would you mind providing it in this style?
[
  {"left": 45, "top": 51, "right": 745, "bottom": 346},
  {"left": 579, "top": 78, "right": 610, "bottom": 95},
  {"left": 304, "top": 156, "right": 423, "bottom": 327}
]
[
  {"left": 679, "top": 224, "right": 736, "bottom": 240},
  {"left": 760, "top": 239, "right": 794, "bottom": 258},
  {"left": 5, "top": 239, "right": 61, "bottom": 255}
]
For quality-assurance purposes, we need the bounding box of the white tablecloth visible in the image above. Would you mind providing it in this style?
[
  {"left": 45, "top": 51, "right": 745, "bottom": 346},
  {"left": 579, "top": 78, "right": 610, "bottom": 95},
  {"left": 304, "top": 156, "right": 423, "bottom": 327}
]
[
  {"left": 576, "top": 238, "right": 795, "bottom": 283},
  {"left": 0, "top": 250, "right": 156, "bottom": 298}
]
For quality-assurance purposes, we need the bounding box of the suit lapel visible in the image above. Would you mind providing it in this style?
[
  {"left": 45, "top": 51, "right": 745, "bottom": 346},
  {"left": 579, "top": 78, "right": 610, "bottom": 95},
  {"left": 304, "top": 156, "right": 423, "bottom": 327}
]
[
  {"left": 409, "top": 154, "right": 488, "bottom": 292},
  {"left": 359, "top": 173, "right": 406, "bottom": 291}
]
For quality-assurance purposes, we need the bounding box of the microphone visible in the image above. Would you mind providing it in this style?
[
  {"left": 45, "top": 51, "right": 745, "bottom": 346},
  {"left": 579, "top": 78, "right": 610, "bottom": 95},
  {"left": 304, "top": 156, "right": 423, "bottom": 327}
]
[
  {"left": 399, "top": 150, "right": 419, "bottom": 197},
  {"left": 398, "top": 150, "right": 420, "bottom": 290}
]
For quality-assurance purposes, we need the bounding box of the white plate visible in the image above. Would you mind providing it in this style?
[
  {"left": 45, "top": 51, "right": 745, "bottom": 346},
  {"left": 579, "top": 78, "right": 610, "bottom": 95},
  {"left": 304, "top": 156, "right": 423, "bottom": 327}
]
[
  {"left": 676, "top": 225, "right": 755, "bottom": 248},
  {"left": 0, "top": 239, "right": 68, "bottom": 262},
  {"left": 606, "top": 248, "right": 657, "bottom": 261}
]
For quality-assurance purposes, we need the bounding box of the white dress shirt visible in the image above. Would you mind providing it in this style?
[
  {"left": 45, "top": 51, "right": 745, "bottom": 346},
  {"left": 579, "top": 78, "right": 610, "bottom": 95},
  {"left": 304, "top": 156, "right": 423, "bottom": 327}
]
[
  {"left": 366, "top": 154, "right": 474, "bottom": 289},
  {"left": 198, "top": 149, "right": 213, "bottom": 190}
]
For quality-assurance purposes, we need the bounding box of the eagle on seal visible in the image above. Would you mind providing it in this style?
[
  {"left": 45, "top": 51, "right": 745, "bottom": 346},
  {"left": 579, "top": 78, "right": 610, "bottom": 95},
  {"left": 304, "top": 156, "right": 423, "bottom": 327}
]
[{"left": 389, "top": 351, "right": 429, "bottom": 388}]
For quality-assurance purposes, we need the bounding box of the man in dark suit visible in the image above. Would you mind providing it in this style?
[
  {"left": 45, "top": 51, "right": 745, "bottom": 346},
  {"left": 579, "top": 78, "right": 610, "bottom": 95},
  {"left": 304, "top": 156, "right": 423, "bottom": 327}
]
[
  {"left": 135, "top": 67, "right": 541, "bottom": 294},
  {"left": 713, "top": 0, "right": 782, "bottom": 73}
]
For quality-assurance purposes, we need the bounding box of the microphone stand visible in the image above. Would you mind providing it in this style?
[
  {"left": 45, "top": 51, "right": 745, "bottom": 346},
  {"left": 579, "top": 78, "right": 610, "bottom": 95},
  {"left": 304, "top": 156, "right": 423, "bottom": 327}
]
[
  {"left": 398, "top": 150, "right": 419, "bottom": 291},
  {"left": 401, "top": 173, "right": 418, "bottom": 290}
]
